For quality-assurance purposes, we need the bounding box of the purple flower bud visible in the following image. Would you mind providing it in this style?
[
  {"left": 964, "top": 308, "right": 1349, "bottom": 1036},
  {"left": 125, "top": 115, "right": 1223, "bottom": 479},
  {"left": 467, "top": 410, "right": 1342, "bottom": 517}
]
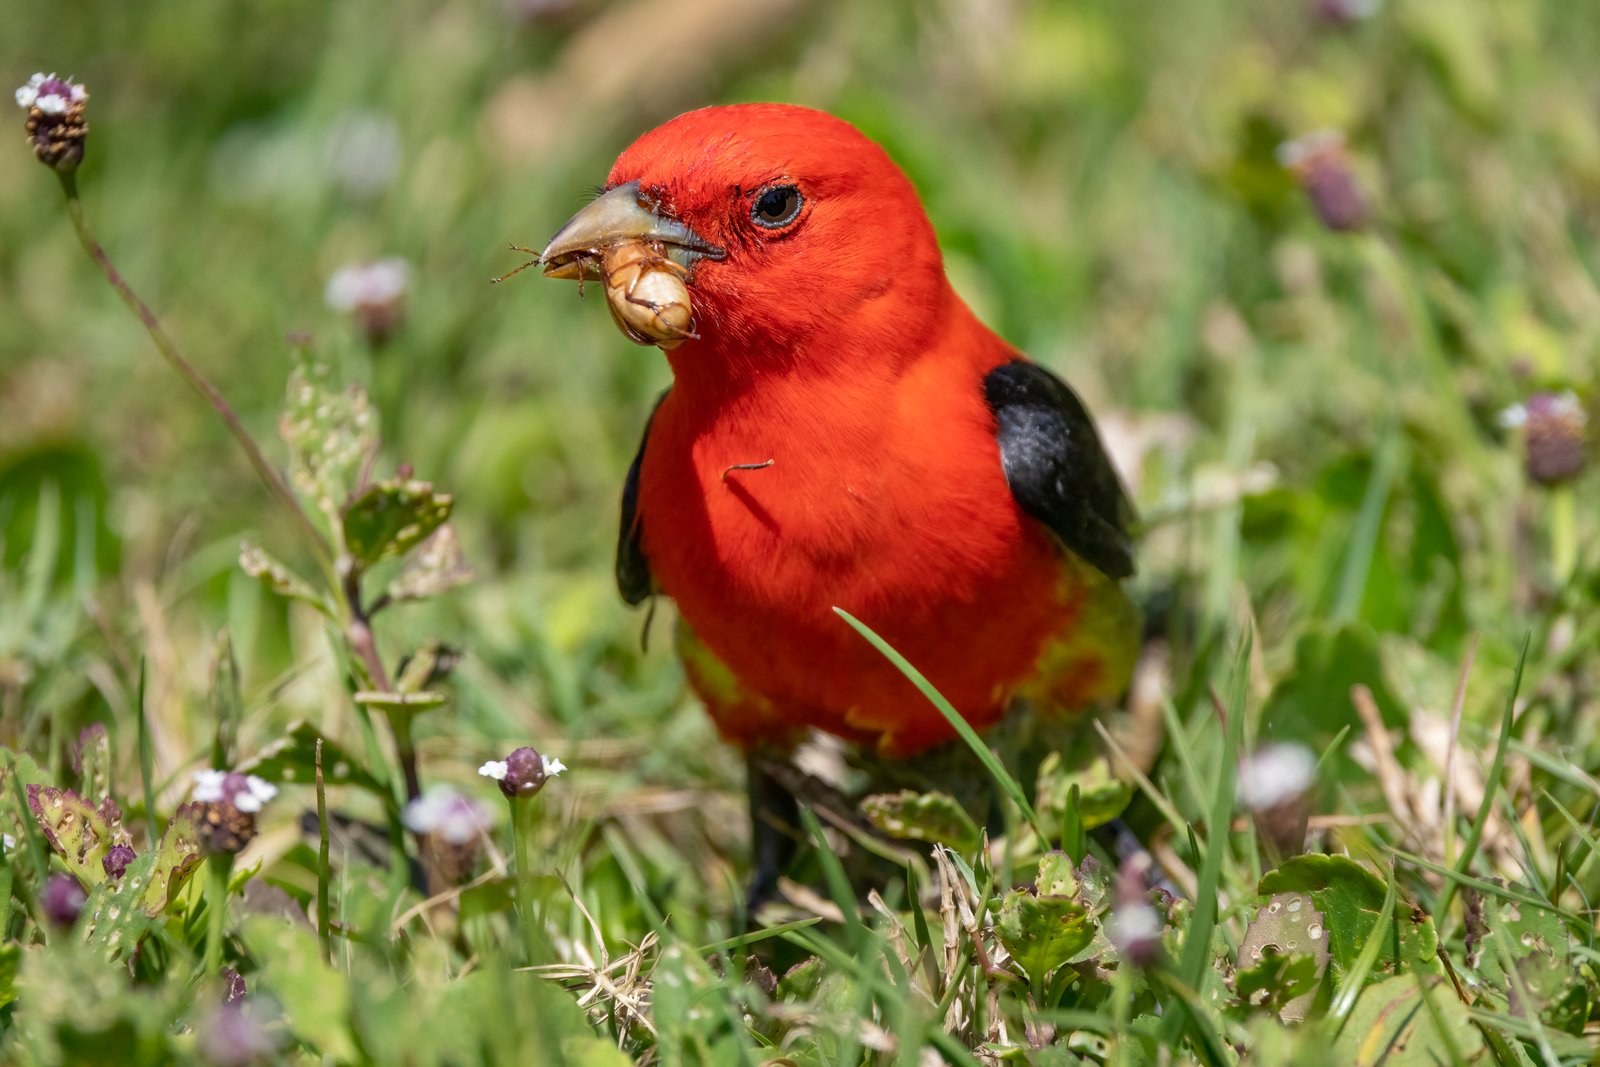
[
  {"left": 221, "top": 966, "right": 247, "bottom": 1004},
  {"left": 325, "top": 259, "right": 410, "bottom": 345},
  {"left": 1503, "top": 391, "right": 1589, "bottom": 486},
  {"left": 14, "top": 72, "right": 89, "bottom": 173},
  {"left": 41, "top": 873, "right": 86, "bottom": 928},
  {"left": 1278, "top": 131, "right": 1369, "bottom": 233},
  {"left": 103, "top": 843, "right": 136, "bottom": 879},
  {"left": 479, "top": 745, "right": 564, "bottom": 800}
]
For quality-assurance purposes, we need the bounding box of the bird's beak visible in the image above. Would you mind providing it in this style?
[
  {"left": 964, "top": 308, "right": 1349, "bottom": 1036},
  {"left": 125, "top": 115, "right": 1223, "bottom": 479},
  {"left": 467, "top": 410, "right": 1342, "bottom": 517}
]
[{"left": 540, "top": 181, "right": 725, "bottom": 281}]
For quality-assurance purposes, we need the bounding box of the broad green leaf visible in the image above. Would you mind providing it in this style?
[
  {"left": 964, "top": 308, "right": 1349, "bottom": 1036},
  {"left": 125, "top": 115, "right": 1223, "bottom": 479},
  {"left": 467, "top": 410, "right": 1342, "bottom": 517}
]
[
  {"left": 341, "top": 479, "right": 452, "bottom": 569},
  {"left": 860, "top": 790, "right": 980, "bottom": 852},
  {"left": 239, "top": 540, "right": 326, "bottom": 610},
  {"left": 386, "top": 524, "right": 473, "bottom": 603},
  {"left": 239, "top": 721, "right": 388, "bottom": 797},
  {"left": 26, "top": 785, "right": 112, "bottom": 886},
  {"left": 1332, "top": 976, "right": 1486, "bottom": 1065},
  {"left": 1257, "top": 855, "right": 1440, "bottom": 984}
]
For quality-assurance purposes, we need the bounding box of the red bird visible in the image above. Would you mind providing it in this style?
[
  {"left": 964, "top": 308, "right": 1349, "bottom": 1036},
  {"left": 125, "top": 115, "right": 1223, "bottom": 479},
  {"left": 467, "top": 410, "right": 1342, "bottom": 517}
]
[{"left": 540, "top": 104, "right": 1138, "bottom": 893}]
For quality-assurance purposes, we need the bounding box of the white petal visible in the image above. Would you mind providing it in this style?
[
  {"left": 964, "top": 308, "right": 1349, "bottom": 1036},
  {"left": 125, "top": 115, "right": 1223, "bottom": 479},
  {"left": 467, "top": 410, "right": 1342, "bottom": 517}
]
[
  {"left": 70, "top": 83, "right": 88, "bottom": 103},
  {"left": 1, "top": 833, "right": 14, "bottom": 851},
  {"left": 15, "top": 86, "right": 38, "bottom": 109},
  {"left": 36, "top": 93, "right": 68, "bottom": 116},
  {"left": 245, "top": 776, "right": 278, "bottom": 804},
  {"left": 478, "top": 760, "right": 509, "bottom": 781},
  {"left": 541, "top": 756, "right": 566, "bottom": 778},
  {"left": 1237, "top": 744, "right": 1317, "bottom": 811},
  {"left": 235, "top": 794, "right": 262, "bottom": 814},
  {"left": 192, "top": 769, "right": 227, "bottom": 803}
]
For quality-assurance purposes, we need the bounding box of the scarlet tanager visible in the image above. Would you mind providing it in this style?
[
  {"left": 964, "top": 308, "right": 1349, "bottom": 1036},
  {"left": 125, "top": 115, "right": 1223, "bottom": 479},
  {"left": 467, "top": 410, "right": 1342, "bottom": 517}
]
[{"left": 538, "top": 104, "right": 1139, "bottom": 897}]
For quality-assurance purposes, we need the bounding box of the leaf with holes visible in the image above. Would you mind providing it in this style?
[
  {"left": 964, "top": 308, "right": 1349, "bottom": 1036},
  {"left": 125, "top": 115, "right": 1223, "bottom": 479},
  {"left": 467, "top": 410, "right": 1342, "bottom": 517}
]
[
  {"left": 80, "top": 847, "right": 161, "bottom": 959},
  {"left": 1257, "top": 855, "right": 1439, "bottom": 984},
  {"left": 1234, "top": 892, "right": 1330, "bottom": 1021},
  {"left": 996, "top": 853, "right": 1098, "bottom": 985},
  {"left": 1470, "top": 890, "right": 1594, "bottom": 1035},
  {"left": 341, "top": 480, "right": 452, "bottom": 570},
  {"left": 27, "top": 785, "right": 112, "bottom": 886},
  {"left": 860, "top": 790, "right": 980, "bottom": 852},
  {"left": 239, "top": 722, "right": 387, "bottom": 798},
  {"left": 279, "top": 356, "right": 379, "bottom": 527}
]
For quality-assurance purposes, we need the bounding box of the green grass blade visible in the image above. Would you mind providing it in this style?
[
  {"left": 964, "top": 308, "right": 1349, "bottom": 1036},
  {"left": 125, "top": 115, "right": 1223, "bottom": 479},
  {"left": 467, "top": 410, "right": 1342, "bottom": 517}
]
[
  {"left": 1434, "top": 634, "right": 1529, "bottom": 925},
  {"left": 834, "top": 607, "right": 1049, "bottom": 841}
]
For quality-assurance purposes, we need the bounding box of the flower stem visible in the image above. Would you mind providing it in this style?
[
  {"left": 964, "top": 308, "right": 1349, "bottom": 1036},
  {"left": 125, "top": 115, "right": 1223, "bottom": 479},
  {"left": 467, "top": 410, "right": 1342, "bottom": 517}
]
[
  {"left": 55, "top": 172, "right": 335, "bottom": 576},
  {"left": 205, "top": 854, "right": 234, "bottom": 977},
  {"left": 1549, "top": 483, "right": 1577, "bottom": 588},
  {"left": 509, "top": 798, "right": 541, "bottom": 965}
]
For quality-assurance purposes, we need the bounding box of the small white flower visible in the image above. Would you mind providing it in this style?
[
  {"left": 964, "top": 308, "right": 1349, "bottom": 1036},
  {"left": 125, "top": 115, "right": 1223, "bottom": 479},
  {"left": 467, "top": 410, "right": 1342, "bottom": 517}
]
[
  {"left": 478, "top": 760, "right": 509, "bottom": 781},
  {"left": 15, "top": 73, "right": 46, "bottom": 110},
  {"left": 1106, "top": 901, "right": 1164, "bottom": 951},
  {"left": 1275, "top": 129, "right": 1344, "bottom": 171},
  {"left": 541, "top": 756, "right": 567, "bottom": 778},
  {"left": 403, "top": 786, "right": 491, "bottom": 845},
  {"left": 0, "top": 833, "right": 15, "bottom": 851},
  {"left": 235, "top": 776, "right": 278, "bottom": 814},
  {"left": 192, "top": 768, "right": 228, "bottom": 803},
  {"left": 1237, "top": 743, "right": 1317, "bottom": 812},
  {"left": 325, "top": 258, "right": 411, "bottom": 312},
  {"left": 1498, "top": 403, "right": 1528, "bottom": 430},
  {"left": 36, "top": 93, "right": 68, "bottom": 115}
]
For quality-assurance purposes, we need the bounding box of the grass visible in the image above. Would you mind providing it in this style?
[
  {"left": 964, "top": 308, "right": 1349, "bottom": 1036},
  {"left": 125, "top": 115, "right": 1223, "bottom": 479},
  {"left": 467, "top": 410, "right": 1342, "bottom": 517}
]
[{"left": 3, "top": 0, "right": 1600, "bottom": 1063}]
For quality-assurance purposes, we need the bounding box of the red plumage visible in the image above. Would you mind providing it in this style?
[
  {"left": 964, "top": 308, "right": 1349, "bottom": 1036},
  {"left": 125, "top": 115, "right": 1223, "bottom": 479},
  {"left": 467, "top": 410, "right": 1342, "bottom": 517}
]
[{"left": 550, "top": 104, "right": 1137, "bottom": 756}]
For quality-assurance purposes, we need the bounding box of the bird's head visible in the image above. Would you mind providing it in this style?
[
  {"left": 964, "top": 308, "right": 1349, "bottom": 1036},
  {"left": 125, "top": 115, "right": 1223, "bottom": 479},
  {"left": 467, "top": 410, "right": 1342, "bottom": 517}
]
[{"left": 540, "top": 104, "right": 950, "bottom": 380}]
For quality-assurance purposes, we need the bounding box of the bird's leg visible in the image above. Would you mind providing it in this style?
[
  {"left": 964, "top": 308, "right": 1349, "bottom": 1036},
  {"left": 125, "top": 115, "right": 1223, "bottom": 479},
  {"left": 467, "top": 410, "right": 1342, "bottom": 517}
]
[{"left": 744, "top": 748, "right": 801, "bottom": 919}]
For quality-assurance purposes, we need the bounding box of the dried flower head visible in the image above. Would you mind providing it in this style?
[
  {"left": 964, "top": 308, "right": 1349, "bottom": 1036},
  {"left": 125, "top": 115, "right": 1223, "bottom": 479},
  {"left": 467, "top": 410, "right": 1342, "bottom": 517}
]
[
  {"left": 1277, "top": 130, "right": 1369, "bottom": 233},
  {"left": 478, "top": 745, "right": 563, "bottom": 800},
  {"left": 325, "top": 258, "right": 411, "bottom": 344},
  {"left": 15, "top": 72, "right": 89, "bottom": 173},
  {"left": 41, "top": 872, "right": 87, "bottom": 928},
  {"left": 189, "top": 770, "right": 278, "bottom": 854},
  {"left": 1500, "top": 391, "right": 1588, "bottom": 486}
]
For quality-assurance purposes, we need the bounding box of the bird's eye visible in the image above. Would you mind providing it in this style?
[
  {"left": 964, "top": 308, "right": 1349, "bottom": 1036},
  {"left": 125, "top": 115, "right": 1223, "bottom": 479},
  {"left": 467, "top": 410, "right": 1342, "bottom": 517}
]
[{"left": 750, "top": 185, "right": 803, "bottom": 229}]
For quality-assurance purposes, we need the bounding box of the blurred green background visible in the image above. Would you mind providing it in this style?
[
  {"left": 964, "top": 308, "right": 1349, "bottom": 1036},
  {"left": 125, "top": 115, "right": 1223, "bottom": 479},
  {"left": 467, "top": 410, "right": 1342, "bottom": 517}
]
[{"left": 3, "top": 0, "right": 1599, "bottom": 920}]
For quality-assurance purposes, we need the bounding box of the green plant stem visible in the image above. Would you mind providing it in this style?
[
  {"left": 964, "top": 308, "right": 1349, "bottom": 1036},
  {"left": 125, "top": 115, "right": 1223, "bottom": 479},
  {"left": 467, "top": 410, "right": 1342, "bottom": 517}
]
[
  {"left": 55, "top": 172, "right": 334, "bottom": 577},
  {"left": 315, "top": 738, "right": 332, "bottom": 965},
  {"left": 510, "top": 797, "right": 540, "bottom": 965},
  {"left": 205, "top": 854, "right": 233, "bottom": 977},
  {"left": 1549, "top": 484, "right": 1576, "bottom": 587}
]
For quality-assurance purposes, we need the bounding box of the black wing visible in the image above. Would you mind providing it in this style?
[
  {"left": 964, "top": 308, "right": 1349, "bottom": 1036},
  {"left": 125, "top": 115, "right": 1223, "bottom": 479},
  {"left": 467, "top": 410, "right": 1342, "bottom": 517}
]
[
  {"left": 983, "top": 360, "right": 1136, "bottom": 580},
  {"left": 617, "top": 390, "right": 668, "bottom": 605}
]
